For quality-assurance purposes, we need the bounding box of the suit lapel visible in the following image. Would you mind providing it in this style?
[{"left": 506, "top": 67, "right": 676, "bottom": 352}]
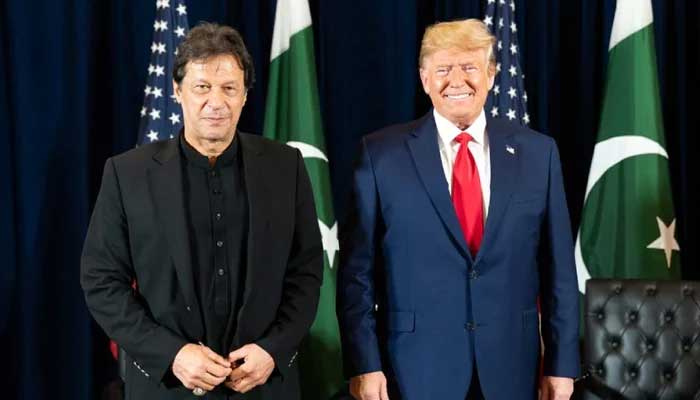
[
  {"left": 407, "top": 113, "right": 471, "bottom": 261},
  {"left": 475, "top": 117, "right": 517, "bottom": 263},
  {"left": 234, "top": 133, "right": 270, "bottom": 336},
  {"left": 148, "top": 139, "right": 201, "bottom": 317}
]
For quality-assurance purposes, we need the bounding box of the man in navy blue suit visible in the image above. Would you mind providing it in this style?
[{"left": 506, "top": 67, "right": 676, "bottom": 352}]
[{"left": 337, "top": 19, "right": 579, "bottom": 400}]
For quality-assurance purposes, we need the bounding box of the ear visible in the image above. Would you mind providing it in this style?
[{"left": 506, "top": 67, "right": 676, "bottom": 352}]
[
  {"left": 419, "top": 67, "right": 430, "bottom": 95},
  {"left": 487, "top": 65, "right": 496, "bottom": 91},
  {"left": 172, "top": 80, "right": 182, "bottom": 102}
]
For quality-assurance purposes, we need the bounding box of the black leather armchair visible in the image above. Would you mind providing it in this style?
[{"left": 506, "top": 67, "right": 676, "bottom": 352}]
[{"left": 576, "top": 279, "right": 700, "bottom": 399}]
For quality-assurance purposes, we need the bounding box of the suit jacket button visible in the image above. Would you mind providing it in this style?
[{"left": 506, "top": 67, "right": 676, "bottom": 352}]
[
  {"left": 186, "top": 306, "right": 191, "bottom": 312},
  {"left": 465, "top": 322, "right": 475, "bottom": 331}
]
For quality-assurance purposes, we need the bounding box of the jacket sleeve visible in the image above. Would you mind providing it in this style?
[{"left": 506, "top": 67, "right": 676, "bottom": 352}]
[
  {"left": 80, "top": 158, "right": 187, "bottom": 383},
  {"left": 255, "top": 150, "right": 324, "bottom": 378},
  {"left": 337, "top": 137, "right": 384, "bottom": 378},
  {"left": 539, "top": 140, "right": 581, "bottom": 378}
]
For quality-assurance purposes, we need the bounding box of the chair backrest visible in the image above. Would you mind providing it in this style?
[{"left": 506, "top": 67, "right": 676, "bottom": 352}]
[{"left": 584, "top": 279, "right": 700, "bottom": 399}]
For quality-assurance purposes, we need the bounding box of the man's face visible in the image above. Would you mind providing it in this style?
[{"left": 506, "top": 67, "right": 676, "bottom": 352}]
[
  {"left": 174, "top": 54, "right": 247, "bottom": 144},
  {"left": 420, "top": 47, "right": 494, "bottom": 128}
]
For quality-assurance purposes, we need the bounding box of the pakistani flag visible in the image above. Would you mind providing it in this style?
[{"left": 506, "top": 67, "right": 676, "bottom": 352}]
[
  {"left": 263, "top": 0, "right": 344, "bottom": 398},
  {"left": 575, "top": 0, "right": 680, "bottom": 293}
]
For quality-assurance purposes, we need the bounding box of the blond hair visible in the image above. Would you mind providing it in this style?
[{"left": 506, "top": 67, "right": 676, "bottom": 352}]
[{"left": 419, "top": 19, "right": 496, "bottom": 70}]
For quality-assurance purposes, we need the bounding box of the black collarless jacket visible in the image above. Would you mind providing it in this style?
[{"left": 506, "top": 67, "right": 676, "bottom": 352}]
[{"left": 80, "top": 133, "right": 323, "bottom": 399}]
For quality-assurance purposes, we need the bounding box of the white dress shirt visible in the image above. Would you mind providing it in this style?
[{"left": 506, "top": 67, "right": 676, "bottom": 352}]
[{"left": 434, "top": 108, "right": 491, "bottom": 220}]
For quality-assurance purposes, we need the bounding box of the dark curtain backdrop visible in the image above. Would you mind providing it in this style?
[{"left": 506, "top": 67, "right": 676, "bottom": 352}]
[{"left": 1, "top": 0, "right": 698, "bottom": 398}]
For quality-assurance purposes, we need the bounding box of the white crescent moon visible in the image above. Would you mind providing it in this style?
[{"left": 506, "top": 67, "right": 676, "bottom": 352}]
[
  {"left": 575, "top": 135, "right": 668, "bottom": 293},
  {"left": 286, "top": 141, "right": 328, "bottom": 162}
]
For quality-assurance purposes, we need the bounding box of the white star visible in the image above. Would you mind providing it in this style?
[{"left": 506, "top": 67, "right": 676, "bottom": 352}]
[
  {"left": 499, "top": 0, "right": 505, "bottom": 4},
  {"left": 169, "top": 134, "right": 174, "bottom": 139},
  {"left": 522, "top": 113, "right": 530, "bottom": 124},
  {"left": 490, "top": 106, "right": 499, "bottom": 117},
  {"left": 646, "top": 217, "right": 680, "bottom": 269},
  {"left": 523, "top": 92, "right": 528, "bottom": 102},
  {"left": 510, "top": 22, "right": 517, "bottom": 33},
  {"left": 498, "top": 40, "right": 503, "bottom": 51},
  {"left": 493, "top": 85, "right": 500, "bottom": 95},
  {"left": 496, "top": 62, "right": 501, "bottom": 73},
  {"left": 169, "top": 113, "right": 181, "bottom": 125},
  {"left": 153, "top": 42, "right": 166, "bottom": 54},
  {"left": 484, "top": 16, "right": 493, "bottom": 27},
  {"left": 148, "top": 64, "right": 155, "bottom": 75},
  {"left": 147, "top": 130, "right": 159, "bottom": 142},
  {"left": 171, "top": 94, "right": 180, "bottom": 104},
  {"left": 156, "top": 0, "right": 170, "bottom": 9},
  {"left": 152, "top": 87, "right": 163, "bottom": 98},
  {"left": 154, "top": 65, "right": 165, "bottom": 77},
  {"left": 506, "top": 109, "right": 516, "bottom": 120},
  {"left": 144, "top": 85, "right": 152, "bottom": 96},
  {"left": 510, "top": 44, "right": 518, "bottom": 55},
  {"left": 498, "top": 18, "right": 504, "bottom": 29},
  {"left": 140, "top": 107, "right": 147, "bottom": 117},
  {"left": 175, "top": 26, "right": 185, "bottom": 37},
  {"left": 174, "top": 48, "right": 179, "bottom": 56},
  {"left": 488, "top": 0, "right": 495, "bottom": 3},
  {"left": 508, "top": 87, "right": 517, "bottom": 98},
  {"left": 318, "top": 220, "right": 339, "bottom": 267},
  {"left": 154, "top": 20, "right": 166, "bottom": 32},
  {"left": 176, "top": 3, "right": 187, "bottom": 15},
  {"left": 510, "top": 0, "right": 515, "bottom": 11},
  {"left": 149, "top": 108, "right": 161, "bottom": 120},
  {"left": 509, "top": 65, "right": 517, "bottom": 77}
]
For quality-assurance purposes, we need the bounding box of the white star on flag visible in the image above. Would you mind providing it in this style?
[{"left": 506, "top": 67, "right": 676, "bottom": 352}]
[
  {"left": 318, "top": 221, "right": 339, "bottom": 267},
  {"left": 144, "top": 85, "right": 152, "bottom": 96},
  {"left": 154, "top": 20, "right": 168, "bottom": 32},
  {"left": 147, "top": 130, "right": 159, "bottom": 142},
  {"left": 152, "top": 42, "right": 166, "bottom": 54},
  {"left": 496, "top": 62, "right": 501, "bottom": 73},
  {"left": 510, "top": 22, "right": 517, "bottom": 33},
  {"left": 508, "top": 87, "right": 517, "bottom": 98},
  {"left": 149, "top": 109, "right": 161, "bottom": 120},
  {"left": 498, "top": 40, "right": 503, "bottom": 50},
  {"left": 522, "top": 113, "right": 530, "bottom": 124},
  {"left": 646, "top": 217, "right": 680, "bottom": 269},
  {"left": 484, "top": 16, "right": 493, "bottom": 27},
  {"left": 175, "top": 26, "right": 185, "bottom": 37},
  {"left": 523, "top": 92, "right": 528, "bottom": 102},
  {"left": 510, "top": 44, "right": 517, "bottom": 55},
  {"left": 140, "top": 107, "right": 147, "bottom": 117},
  {"left": 510, "top": 1, "right": 515, "bottom": 11},
  {"left": 494, "top": 85, "right": 500, "bottom": 95},
  {"left": 156, "top": 0, "right": 169, "bottom": 9},
  {"left": 491, "top": 107, "right": 499, "bottom": 117},
  {"left": 176, "top": 3, "right": 187, "bottom": 15},
  {"left": 498, "top": 18, "right": 504, "bottom": 29},
  {"left": 148, "top": 64, "right": 155, "bottom": 75},
  {"left": 169, "top": 113, "right": 181, "bottom": 125},
  {"left": 506, "top": 109, "right": 516, "bottom": 120},
  {"left": 152, "top": 87, "right": 163, "bottom": 98},
  {"left": 154, "top": 65, "right": 165, "bottom": 77},
  {"left": 509, "top": 65, "right": 517, "bottom": 77}
]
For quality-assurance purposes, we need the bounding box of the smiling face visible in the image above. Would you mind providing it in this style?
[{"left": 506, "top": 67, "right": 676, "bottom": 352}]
[
  {"left": 173, "top": 54, "right": 247, "bottom": 148},
  {"left": 420, "top": 47, "right": 494, "bottom": 129}
]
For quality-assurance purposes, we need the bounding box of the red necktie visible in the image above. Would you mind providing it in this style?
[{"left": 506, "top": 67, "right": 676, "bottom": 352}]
[{"left": 451, "top": 132, "right": 484, "bottom": 257}]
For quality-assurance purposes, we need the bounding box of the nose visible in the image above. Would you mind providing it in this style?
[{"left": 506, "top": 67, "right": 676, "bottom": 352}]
[
  {"left": 205, "top": 88, "right": 226, "bottom": 110},
  {"left": 447, "top": 68, "right": 468, "bottom": 86}
]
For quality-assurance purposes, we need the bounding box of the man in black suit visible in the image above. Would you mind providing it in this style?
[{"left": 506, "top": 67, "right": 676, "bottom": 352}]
[{"left": 81, "top": 23, "right": 323, "bottom": 399}]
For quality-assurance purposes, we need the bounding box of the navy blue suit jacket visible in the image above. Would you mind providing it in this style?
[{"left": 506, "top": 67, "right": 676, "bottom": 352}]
[{"left": 338, "top": 112, "right": 580, "bottom": 400}]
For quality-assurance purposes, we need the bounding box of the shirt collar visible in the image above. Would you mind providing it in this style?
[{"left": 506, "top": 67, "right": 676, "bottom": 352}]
[
  {"left": 433, "top": 108, "right": 487, "bottom": 146},
  {"left": 179, "top": 131, "right": 239, "bottom": 169}
]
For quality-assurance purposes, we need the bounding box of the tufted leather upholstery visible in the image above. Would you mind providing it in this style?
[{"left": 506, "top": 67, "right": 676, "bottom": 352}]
[{"left": 579, "top": 279, "right": 700, "bottom": 400}]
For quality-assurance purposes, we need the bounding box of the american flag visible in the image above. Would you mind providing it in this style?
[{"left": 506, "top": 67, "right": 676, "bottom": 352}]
[
  {"left": 483, "top": 0, "right": 529, "bottom": 126},
  {"left": 137, "top": 0, "right": 190, "bottom": 145}
]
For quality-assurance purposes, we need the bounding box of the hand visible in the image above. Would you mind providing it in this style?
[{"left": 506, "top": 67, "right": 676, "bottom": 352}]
[
  {"left": 172, "top": 343, "right": 232, "bottom": 392},
  {"left": 349, "top": 371, "right": 390, "bottom": 400},
  {"left": 539, "top": 376, "right": 574, "bottom": 400},
  {"left": 224, "top": 344, "right": 275, "bottom": 394}
]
